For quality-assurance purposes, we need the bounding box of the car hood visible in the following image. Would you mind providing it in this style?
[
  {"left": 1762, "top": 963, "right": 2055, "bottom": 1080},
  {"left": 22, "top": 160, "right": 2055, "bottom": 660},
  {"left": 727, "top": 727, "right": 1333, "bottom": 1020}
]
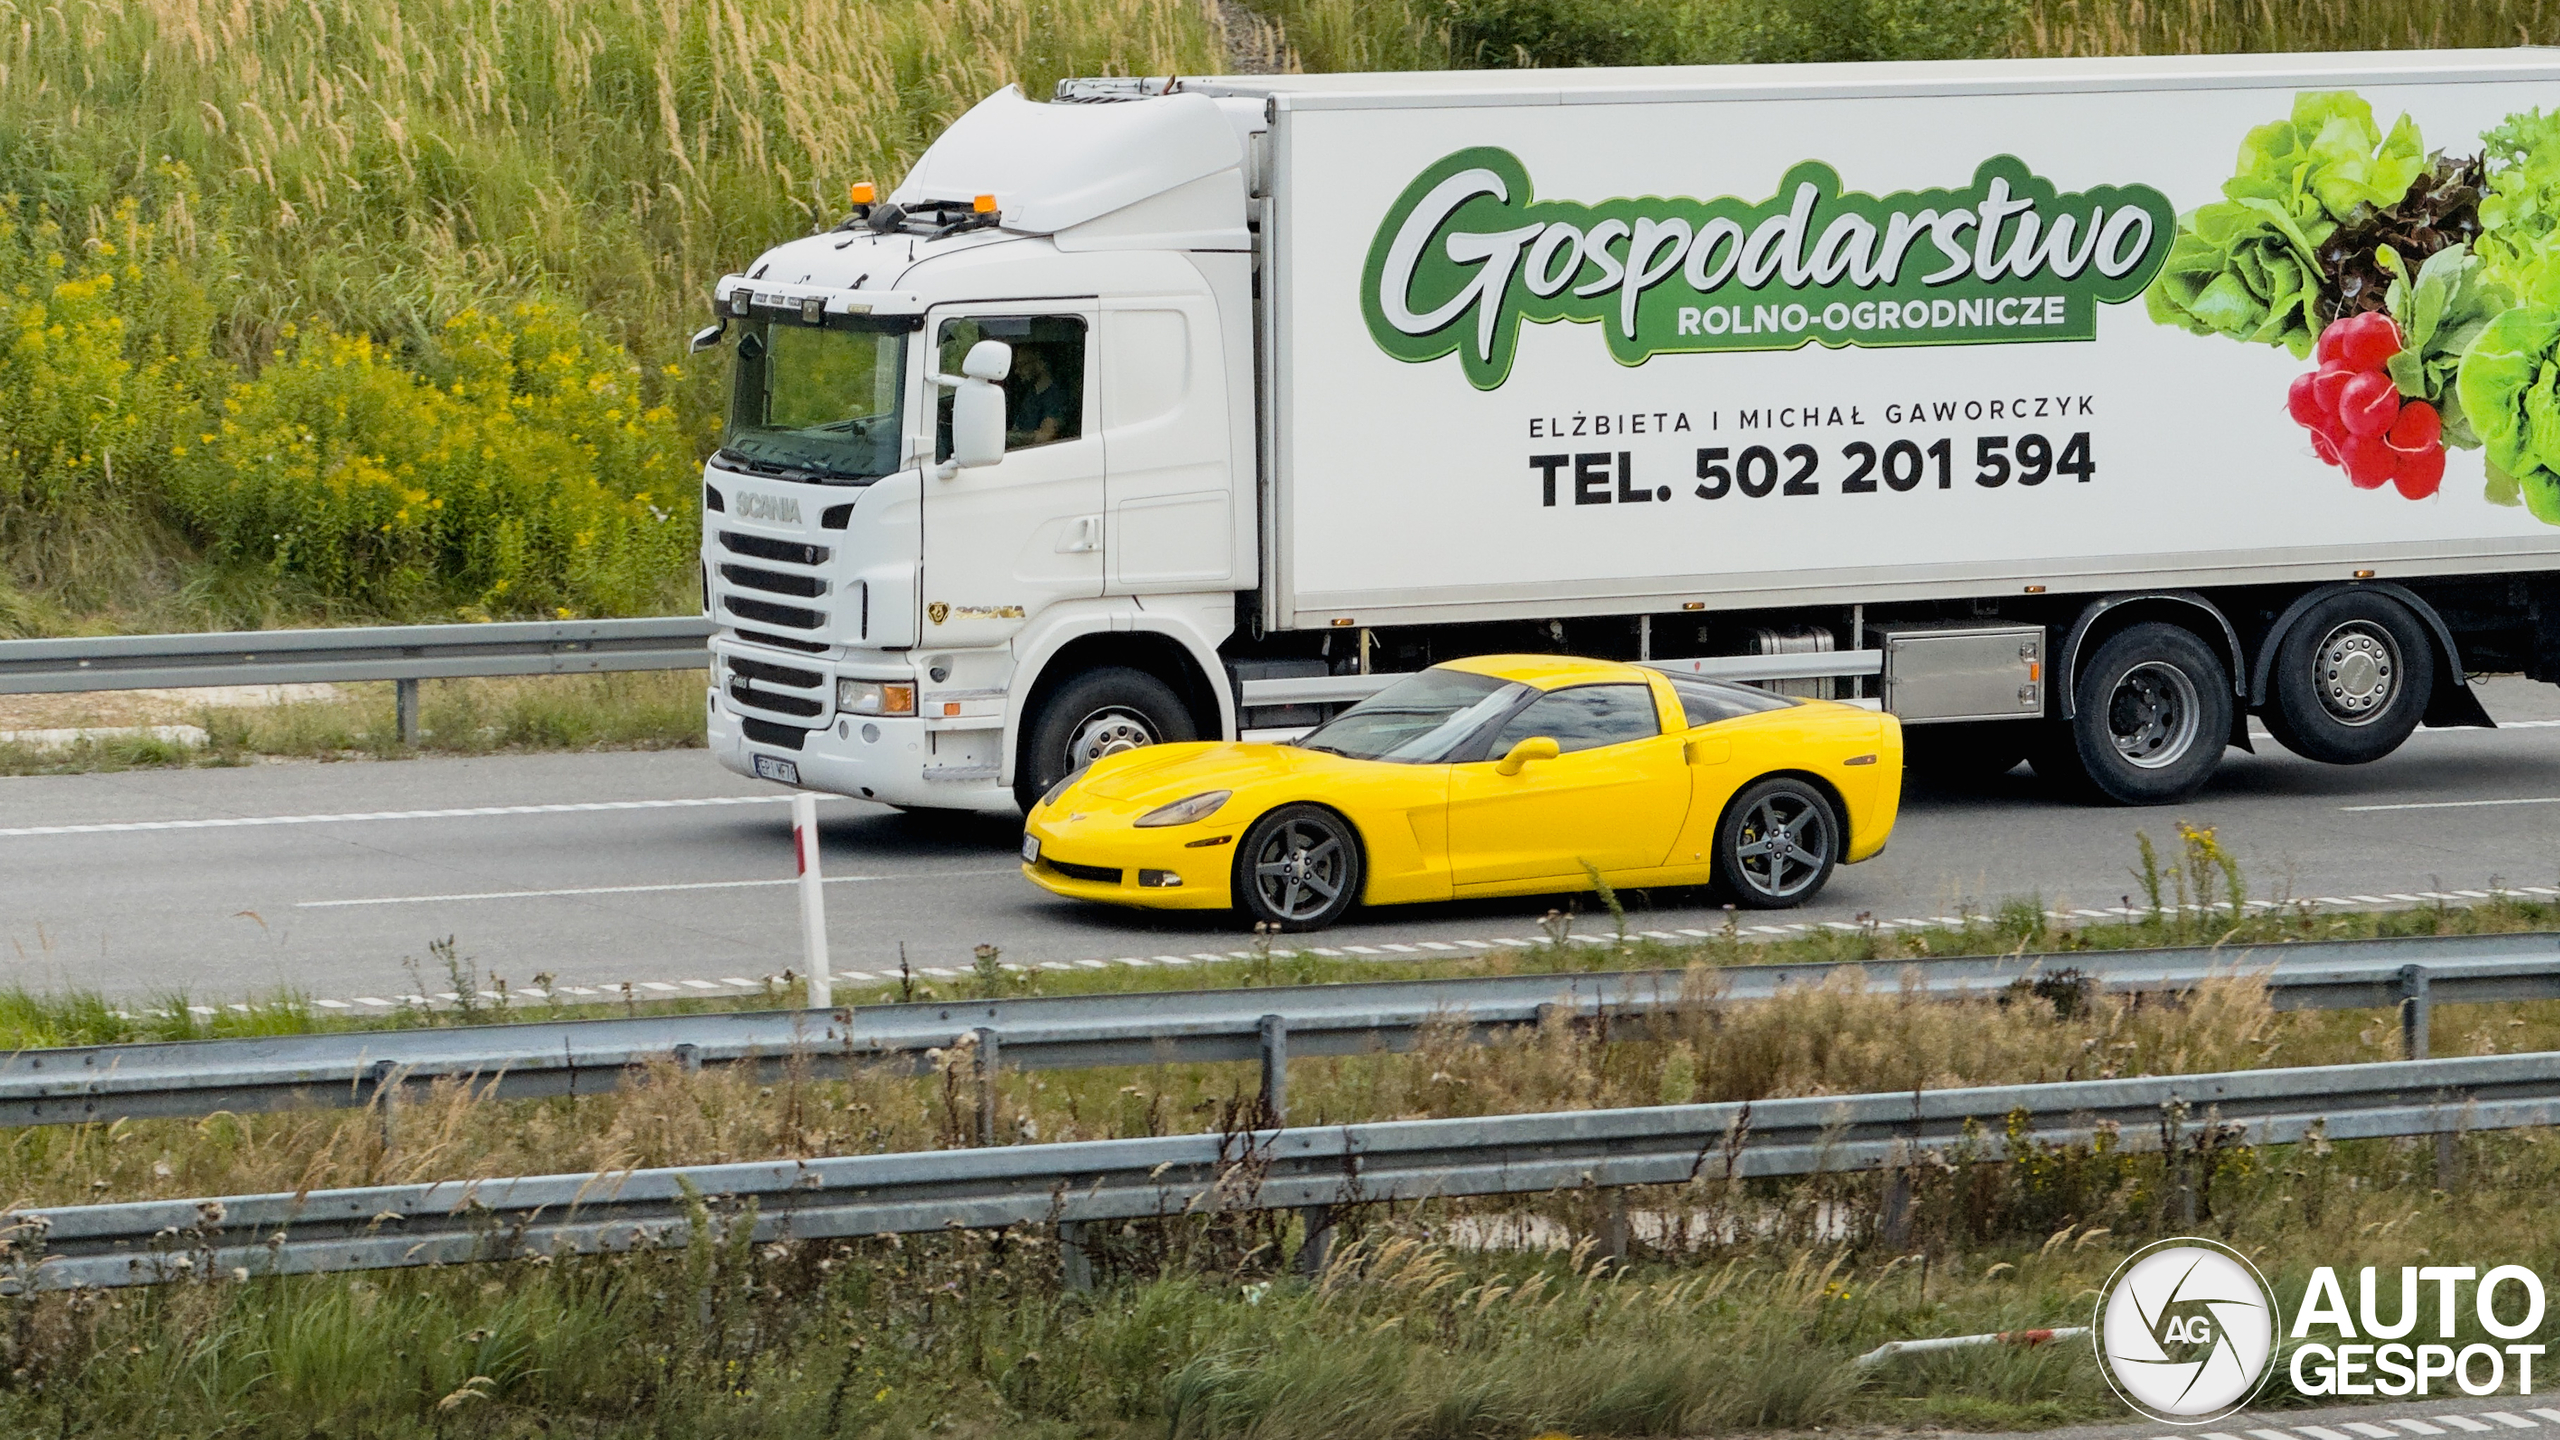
[{"left": 1057, "top": 741, "right": 1358, "bottom": 809}]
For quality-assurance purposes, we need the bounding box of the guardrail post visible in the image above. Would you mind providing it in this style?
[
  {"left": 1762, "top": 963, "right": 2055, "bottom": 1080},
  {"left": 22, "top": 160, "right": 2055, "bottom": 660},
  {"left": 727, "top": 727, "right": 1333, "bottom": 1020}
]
[
  {"left": 976, "top": 1027, "right": 1000, "bottom": 1145},
  {"left": 1058, "top": 1220, "right": 1093, "bottom": 1293},
  {"left": 1601, "top": 1192, "right": 1630, "bottom": 1265},
  {"left": 2399, "top": 965, "right": 2431, "bottom": 1060},
  {"left": 368, "top": 1060, "right": 400, "bottom": 1156},
  {"left": 2436, "top": 1090, "right": 2464, "bottom": 1191},
  {"left": 1259, "top": 1014, "right": 1287, "bottom": 1125},
  {"left": 1294, "top": 1205, "right": 1334, "bottom": 1277},
  {"left": 674, "top": 1043, "right": 701, "bottom": 1075},
  {"left": 1879, "top": 1141, "right": 1914, "bottom": 1250},
  {"left": 394, "top": 678, "right": 421, "bottom": 747},
  {"left": 794, "top": 793, "right": 832, "bottom": 1010}
]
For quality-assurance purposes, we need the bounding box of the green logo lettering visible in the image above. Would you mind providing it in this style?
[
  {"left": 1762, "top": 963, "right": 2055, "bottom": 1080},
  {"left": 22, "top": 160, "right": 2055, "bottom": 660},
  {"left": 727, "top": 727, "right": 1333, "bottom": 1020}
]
[{"left": 1361, "top": 147, "right": 2177, "bottom": 389}]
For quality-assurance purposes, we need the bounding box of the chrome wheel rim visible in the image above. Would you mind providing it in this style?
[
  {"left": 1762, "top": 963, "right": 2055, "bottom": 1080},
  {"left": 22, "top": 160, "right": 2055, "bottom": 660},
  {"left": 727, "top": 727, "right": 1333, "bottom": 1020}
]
[
  {"left": 2312, "top": 621, "right": 2398, "bottom": 726},
  {"left": 1251, "top": 815, "right": 1348, "bottom": 921},
  {"left": 1063, "top": 706, "right": 1157, "bottom": 770},
  {"left": 1734, "top": 790, "right": 1831, "bottom": 901},
  {"left": 2108, "top": 660, "right": 2201, "bottom": 770}
]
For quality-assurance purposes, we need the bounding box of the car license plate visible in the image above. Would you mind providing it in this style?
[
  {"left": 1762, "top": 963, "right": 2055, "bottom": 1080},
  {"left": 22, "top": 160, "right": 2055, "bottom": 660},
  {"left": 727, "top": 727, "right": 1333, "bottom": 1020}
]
[
  {"left": 1021, "top": 834, "right": 1041, "bottom": 864},
  {"left": 753, "top": 755, "right": 800, "bottom": 786}
]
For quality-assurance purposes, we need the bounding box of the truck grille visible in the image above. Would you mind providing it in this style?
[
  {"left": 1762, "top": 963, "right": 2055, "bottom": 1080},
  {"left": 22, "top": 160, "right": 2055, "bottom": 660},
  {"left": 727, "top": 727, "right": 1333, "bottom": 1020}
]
[
  {"left": 735, "top": 627, "right": 828, "bottom": 655},
  {"left": 740, "top": 717, "right": 809, "bottom": 751},
  {"left": 728, "top": 655, "right": 822, "bottom": 689},
  {"left": 724, "top": 653, "right": 831, "bottom": 727},
  {"left": 719, "top": 531, "right": 829, "bottom": 566},
  {"left": 729, "top": 680, "right": 823, "bottom": 718},
  {"left": 721, "top": 562, "right": 826, "bottom": 599},
  {"left": 724, "top": 594, "right": 825, "bottom": 630}
]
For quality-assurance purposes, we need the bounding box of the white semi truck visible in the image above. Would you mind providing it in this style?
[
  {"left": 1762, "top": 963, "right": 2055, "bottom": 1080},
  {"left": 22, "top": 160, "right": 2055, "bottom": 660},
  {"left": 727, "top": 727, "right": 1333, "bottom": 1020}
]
[{"left": 695, "top": 51, "right": 2560, "bottom": 814}]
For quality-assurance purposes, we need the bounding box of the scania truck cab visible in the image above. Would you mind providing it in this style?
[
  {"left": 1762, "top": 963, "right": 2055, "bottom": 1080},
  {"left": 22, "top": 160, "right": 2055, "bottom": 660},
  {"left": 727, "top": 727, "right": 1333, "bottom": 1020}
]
[{"left": 700, "top": 87, "right": 1260, "bottom": 814}]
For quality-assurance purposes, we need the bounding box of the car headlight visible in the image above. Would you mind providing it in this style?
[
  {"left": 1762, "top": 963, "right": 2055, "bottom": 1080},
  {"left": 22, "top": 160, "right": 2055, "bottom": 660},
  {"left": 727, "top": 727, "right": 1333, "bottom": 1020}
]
[
  {"left": 1134, "top": 790, "right": 1230, "bottom": 828},
  {"left": 1039, "top": 767, "right": 1086, "bottom": 810},
  {"left": 837, "top": 679, "right": 916, "bottom": 716}
]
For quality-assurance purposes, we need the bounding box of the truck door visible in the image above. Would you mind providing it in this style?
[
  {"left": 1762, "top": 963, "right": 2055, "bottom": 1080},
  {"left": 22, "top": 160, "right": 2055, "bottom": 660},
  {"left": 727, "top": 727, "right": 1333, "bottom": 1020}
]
[
  {"left": 920, "top": 304, "right": 1105, "bottom": 650},
  {"left": 1100, "top": 297, "right": 1236, "bottom": 591},
  {"left": 1444, "top": 684, "right": 1691, "bottom": 888}
]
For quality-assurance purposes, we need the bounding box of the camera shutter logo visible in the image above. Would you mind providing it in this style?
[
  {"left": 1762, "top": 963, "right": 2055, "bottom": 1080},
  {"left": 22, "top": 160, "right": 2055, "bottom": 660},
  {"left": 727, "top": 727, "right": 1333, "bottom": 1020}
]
[{"left": 2094, "top": 1238, "right": 2280, "bottom": 1423}]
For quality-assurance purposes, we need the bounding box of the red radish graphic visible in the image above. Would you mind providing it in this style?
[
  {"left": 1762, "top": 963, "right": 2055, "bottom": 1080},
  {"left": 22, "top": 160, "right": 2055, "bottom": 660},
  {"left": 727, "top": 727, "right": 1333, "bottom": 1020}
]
[{"left": 2293, "top": 314, "right": 2443, "bottom": 499}]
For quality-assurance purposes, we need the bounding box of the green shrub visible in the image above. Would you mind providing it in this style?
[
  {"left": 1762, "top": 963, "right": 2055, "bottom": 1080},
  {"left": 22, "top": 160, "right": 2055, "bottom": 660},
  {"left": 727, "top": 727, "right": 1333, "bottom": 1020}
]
[{"left": 174, "top": 304, "right": 697, "bottom": 616}]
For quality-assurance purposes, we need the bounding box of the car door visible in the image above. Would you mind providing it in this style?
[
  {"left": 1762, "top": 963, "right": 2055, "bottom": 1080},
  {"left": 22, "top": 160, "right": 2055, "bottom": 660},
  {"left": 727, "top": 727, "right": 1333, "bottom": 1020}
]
[
  {"left": 1444, "top": 683, "right": 1693, "bottom": 889},
  {"left": 918, "top": 305, "right": 1104, "bottom": 650}
]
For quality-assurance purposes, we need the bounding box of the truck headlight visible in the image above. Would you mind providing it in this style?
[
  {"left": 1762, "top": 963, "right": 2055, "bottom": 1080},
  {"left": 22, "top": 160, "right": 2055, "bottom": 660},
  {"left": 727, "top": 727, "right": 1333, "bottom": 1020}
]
[
  {"left": 837, "top": 679, "right": 915, "bottom": 716},
  {"left": 1134, "top": 790, "right": 1230, "bottom": 828}
]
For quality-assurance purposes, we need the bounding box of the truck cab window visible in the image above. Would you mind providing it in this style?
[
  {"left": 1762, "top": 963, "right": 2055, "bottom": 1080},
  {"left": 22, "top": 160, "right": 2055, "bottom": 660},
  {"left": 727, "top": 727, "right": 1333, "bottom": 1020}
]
[{"left": 937, "top": 315, "right": 1087, "bottom": 460}]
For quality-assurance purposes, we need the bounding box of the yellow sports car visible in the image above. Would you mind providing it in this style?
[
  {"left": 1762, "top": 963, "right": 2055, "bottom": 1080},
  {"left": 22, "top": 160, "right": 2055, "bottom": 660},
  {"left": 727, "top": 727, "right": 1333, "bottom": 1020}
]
[{"left": 1021, "top": 654, "right": 1901, "bottom": 930}]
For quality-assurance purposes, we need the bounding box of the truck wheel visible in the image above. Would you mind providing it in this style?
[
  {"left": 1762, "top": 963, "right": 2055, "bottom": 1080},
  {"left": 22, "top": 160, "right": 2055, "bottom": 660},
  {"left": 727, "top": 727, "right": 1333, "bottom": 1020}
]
[
  {"left": 2263, "top": 592, "right": 2434, "bottom": 765},
  {"left": 1710, "top": 776, "right": 1840, "bottom": 909},
  {"left": 2043, "top": 622, "right": 2232, "bottom": 805},
  {"left": 1233, "top": 804, "right": 1363, "bottom": 931},
  {"left": 1015, "top": 667, "right": 1197, "bottom": 813}
]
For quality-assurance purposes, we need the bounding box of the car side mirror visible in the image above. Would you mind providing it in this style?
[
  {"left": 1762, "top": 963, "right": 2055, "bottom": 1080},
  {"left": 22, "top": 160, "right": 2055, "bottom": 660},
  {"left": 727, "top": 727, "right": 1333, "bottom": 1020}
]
[
  {"left": 932, "top": 340, "right": 1011, "bottom": 478},
  {"left": 1494, "top": 736, "right": 1560, "bottom": 776}
]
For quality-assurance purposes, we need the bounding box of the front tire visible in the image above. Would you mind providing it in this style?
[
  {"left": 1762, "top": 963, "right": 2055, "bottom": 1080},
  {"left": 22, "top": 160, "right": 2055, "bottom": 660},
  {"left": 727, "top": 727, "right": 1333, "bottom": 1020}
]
[
  {"left": 2263, "top": 592, "right": 2433, "bottom": 765},
  {"left": 1233, "top": 804, "right": 1363, "bottom": 931},
  {"left": 2040, "top": 621, "right": 2232, "bottom": 805},
  {"left": 1710, "top": 776, "right": 1841, "bottom": 909},
  {"left": 1014, "top": 667, "right": 1196, "bottom": 813}
]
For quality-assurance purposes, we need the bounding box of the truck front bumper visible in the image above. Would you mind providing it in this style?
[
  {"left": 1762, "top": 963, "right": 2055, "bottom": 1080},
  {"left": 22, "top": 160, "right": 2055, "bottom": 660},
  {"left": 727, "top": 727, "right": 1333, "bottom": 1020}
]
[{"left": 707, "top": 687, "right": 1017, "bottom": 815}]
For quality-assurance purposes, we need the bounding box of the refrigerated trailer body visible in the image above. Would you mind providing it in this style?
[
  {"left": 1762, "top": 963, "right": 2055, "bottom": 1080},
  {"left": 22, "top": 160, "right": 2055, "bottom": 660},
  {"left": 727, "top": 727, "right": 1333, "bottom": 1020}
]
[{"left": 698, "top": 51, "right": 2560, "bottom": 812}]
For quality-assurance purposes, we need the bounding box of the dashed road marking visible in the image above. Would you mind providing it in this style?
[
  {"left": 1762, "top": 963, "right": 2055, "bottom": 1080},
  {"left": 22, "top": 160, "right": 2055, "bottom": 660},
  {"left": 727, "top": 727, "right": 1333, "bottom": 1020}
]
[{"left": 0, "top": 794, "right": 820, "bottom": 838}]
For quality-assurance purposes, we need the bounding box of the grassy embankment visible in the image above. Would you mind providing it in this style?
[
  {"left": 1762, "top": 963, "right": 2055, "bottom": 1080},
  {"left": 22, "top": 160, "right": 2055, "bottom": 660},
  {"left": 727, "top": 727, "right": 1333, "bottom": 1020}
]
[{"left": 0, "top": 839, "right": 2552, "bottom": 1434}]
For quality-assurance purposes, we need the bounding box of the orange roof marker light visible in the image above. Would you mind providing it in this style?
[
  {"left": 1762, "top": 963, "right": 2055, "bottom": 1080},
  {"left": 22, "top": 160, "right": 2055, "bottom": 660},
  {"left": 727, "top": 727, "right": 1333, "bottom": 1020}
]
[
  {"left": 849, "top": 182, "right": 876, "bottom": 206},
  {"left": 974, "top": 193, "right": 998, "bottom": 214}
]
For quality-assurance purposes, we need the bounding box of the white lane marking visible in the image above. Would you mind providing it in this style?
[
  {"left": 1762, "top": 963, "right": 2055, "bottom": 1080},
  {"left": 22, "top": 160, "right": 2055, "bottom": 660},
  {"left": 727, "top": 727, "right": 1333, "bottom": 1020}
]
[
  {"left": 2480, "top": 1416, "right": 2538, "bottom": 1430},
  {"left": 296, "top": 867, "right": 1016, "bottom": 908},
  {"left": 2527, "top": 1413, "right": 2560, "bottom": 1427},
  {"left": 2345, "top": 795, "right": 2560, "bottom": 812},
  {"left": 720, "top": 978, "right": 756, "bottom": 988},
  {"left": 2439, "top": 1420, "right": 2496, "bottom": 1434},
  {"left": 2394, "top": 1421, "right": 2449, "bottom": 1435},
  {"left": 0, "top": 794, "right": 820, "bottom": 838},
  {"left": 2201, "top": 1432, "right": 2245, "bottom": 1440},
  {"left": 638, "top": 982, "right": 681, "bottom": 993},
  {"left": 314, "top": 999, "right": 349, "bottom": 1009},
  {"left": 678, "top": 980, "right": 721, "bottom": 991},
  {"left": 2343, "top": 1425, "right": 2402, "bottom": 1438},
  {"left": 2299, "top": 1427, "right": 2359, "bottom": 1440},
  {"left": 1073, "top": 959, "right": 1109, "bottom": 969},
  {"left": 2250, "top": 1428, "right": 2300, "bottom": 1440}
]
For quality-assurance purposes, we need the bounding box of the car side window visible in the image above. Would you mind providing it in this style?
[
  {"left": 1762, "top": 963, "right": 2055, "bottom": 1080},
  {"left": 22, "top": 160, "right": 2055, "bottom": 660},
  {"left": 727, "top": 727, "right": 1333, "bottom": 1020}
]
[
  {"left": 1667, "top": 676, "right": 1798, "bottom": 727},
  {"left": 936, "top": 314, "right": 1087, "bottom": 460},
  {"left": 1486, "top": 685, "right": 1660, "bottom": 755}
]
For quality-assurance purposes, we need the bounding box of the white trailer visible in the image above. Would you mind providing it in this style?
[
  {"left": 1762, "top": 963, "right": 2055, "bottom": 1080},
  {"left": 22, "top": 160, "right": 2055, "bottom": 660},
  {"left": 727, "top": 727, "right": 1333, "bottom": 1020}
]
[{"left": 696, "top": 51, "right": 2560, "bottom": 813}]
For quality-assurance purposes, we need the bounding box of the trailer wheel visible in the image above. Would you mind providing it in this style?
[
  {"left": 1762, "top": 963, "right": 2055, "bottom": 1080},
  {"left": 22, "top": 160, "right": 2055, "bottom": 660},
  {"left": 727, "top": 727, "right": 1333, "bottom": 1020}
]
[
  {"left": 2040, "top": 621, "right": 2231, "bottom": 805},
  {"left": 1710, "top": 776, "right": 1840, "bottom": 908},
  {"left": 1234, "top": 804, "right": 1363, "bottom": 931},
  {"left": 2263, "top": 592, "right": 2434, "bottom": 765},
  {"left": 1015, "top": 667, "right": 1196, "bottom": 813}
]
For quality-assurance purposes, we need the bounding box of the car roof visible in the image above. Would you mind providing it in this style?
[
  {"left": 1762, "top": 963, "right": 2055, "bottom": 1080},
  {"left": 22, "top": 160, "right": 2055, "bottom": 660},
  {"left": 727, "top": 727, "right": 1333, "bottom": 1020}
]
[{"left": 1434, "top": 654, "right": 1659, "bottom": 690}]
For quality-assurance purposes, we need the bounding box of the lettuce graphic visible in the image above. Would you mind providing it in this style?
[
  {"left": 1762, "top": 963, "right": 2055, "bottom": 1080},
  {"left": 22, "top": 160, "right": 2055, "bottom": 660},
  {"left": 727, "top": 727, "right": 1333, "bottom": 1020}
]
[
  {"left": 2454, "top": 304, "right": 2560, "bottom": 522},
  {"left": 2478, "top": 107, "right": 2560, "bottom": 304},
  {"left": 2148, "top": 92, "right": 2429, "bottom": 357},
  {"left": 2377, "top": 242, "right": 2505, "bottom": 448}
]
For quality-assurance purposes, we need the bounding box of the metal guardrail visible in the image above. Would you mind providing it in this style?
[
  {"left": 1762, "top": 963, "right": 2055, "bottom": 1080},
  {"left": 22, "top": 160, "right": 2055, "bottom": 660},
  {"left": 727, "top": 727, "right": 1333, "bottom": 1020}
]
[
  {"left": 12, "top": 1045, "right": 2554, "bottom": 1291},
  {"left": 0, "top": 617, "right": 718, "bottom": 744},
  {"left": 3, "top": 932, "right": 2549, "bottom": 1131}
]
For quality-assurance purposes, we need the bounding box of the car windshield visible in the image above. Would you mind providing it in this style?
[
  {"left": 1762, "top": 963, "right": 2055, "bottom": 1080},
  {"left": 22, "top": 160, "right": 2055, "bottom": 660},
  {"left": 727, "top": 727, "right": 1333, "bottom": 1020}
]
[
  {"left": 718, "top": 320, "right": 907, "bottom": 483},
  {"left": 1297, "top": 668, "right": 1531, "bottom": 764}
]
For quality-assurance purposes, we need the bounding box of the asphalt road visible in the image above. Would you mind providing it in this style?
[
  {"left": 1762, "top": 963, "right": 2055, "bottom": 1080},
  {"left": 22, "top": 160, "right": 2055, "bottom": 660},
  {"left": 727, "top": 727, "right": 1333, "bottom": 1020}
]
[{"left": 3, "top": 679, "right": 2558, "bottom": 1006}]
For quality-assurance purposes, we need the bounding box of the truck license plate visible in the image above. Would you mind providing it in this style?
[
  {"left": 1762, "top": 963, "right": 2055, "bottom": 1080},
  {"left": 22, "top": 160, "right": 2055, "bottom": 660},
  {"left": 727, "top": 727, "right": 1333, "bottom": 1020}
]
[
  {"left": 1021, "top": 835, "right": 1040, "bottom": 864},
  {"left": 753, "top": 755, "right": 800, "bottom": 786}
]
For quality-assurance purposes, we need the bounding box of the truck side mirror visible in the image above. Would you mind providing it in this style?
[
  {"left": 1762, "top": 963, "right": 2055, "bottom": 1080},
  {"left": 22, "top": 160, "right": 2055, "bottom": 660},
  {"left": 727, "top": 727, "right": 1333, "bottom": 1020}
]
[
  {"left": 689, "top": 321, "right": 726, "bottom": 353},
  {"left": 1494, "top": 736, "right": 1560, "bottom": 776},
  {"left": 933, "top": 340, "right": 1011, "bottom": 478}
]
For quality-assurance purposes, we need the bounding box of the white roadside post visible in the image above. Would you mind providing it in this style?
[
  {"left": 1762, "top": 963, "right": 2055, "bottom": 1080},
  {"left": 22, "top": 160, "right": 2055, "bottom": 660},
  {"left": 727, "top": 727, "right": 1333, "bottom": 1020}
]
[{"left": 793, "top": 792, "right": 832, "bottom": 1009}]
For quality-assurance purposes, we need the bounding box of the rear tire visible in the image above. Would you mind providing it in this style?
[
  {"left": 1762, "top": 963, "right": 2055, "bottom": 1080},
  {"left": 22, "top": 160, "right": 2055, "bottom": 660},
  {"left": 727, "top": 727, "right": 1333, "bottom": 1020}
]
[
  {"left": 2263, "top": 592, "right": 2433, "bottom": 765},
  {"left": 1710, "top": 776, "right": 1841, "bottom": 909},
  {"left": 2040, "top": 621, "right": 2232, "bottom": 806},
  {"left": 1233, "top": 804, "right": 1363, "bottom": 931},
  {"left": 1014, "top": 667, "right": 1196, "bottom": 813}
]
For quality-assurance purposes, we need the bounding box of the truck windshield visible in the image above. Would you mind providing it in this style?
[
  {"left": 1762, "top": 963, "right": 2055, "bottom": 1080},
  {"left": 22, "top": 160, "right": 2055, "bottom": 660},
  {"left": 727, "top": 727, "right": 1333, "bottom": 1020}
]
[
  {"left": 1297, "top": 669, "right": 1532, "bottom": 764},
  {"left": 718, "top": 321, "right": 907, "bottom": 483}
]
